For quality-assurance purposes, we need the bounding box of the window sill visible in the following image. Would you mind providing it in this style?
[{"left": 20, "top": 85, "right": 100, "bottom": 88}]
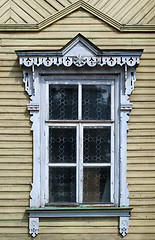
[
  {"left": 26, "top": 206, "right": 133, "bottom": 237},
  {"left": 26, "top": 205, "right": 133, "bottom": 218}
]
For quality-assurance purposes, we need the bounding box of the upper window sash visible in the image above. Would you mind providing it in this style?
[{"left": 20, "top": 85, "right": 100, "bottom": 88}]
[{"left": 47, "top": 80, "right": 114, "bottom": 122}]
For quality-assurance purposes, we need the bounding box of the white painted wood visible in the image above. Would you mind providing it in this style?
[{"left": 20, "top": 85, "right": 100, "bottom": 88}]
[
  {"left": 79, "top": 123, "right": 83, "bottom": 204},
  {"left": 82, "top": 163, "right": 111, "bottom": 167},
  {"left": 27, "top": 69, "right": 41, "bottom": 208},
  {"left": 48, "top": 163, "right": 77, "bottom": 167},
  {"left": 111, "top": 123, "right": 114, "bottom": 203},
  {"left": 29, "top": 217, "right": 39, "bottom": 237},
  {"left": 111, "top": 81, "right": 115, "bottom": 121},
  {"left": 119, "top": 216, "right": 129, "bottom": 236},
  {"left": 19, "top": 55, "right": 140, "bottom": 68},
  {"left": 45, "top": 81, "right": 49, "bottom": 205},
  {"left": 78, "top": 84, "right": 82, "bottom": 120},
  {"left": 113, "top": 75, "right": 120, "bottom": 207},
  {"left": 76, "top": 125, "right": 80, "bottom": 203},
  {"left": 45, "top": 80, "right": 115, "bottom": 85}
]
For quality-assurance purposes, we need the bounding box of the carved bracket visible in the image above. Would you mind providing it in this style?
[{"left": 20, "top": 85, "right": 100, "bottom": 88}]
[
  {"left": 29, "top": 217, "right": 39, "bottom": 237},
  {"left": 23, "top": 65, "right": 35, "bottom": 96},
  {"left": 119, "top": 217, "right": 129, "bottom": 236}
]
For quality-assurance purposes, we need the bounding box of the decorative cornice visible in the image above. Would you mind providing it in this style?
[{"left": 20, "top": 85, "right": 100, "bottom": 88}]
[
  {"left": 17, "top": 34, "right": 142, "bottom": 99},
  {"left": 0, "top": 0, "right": 154, "bottom": 32},
  {"left": 19, "top": 56, "right": 140, "bottom": 68}
]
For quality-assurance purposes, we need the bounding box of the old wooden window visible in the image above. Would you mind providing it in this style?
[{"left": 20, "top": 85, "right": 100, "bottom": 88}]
[
  {"left": 16, "top": 33, "right": 142, "bottom": 237},
  {"left": 47, "top": 80, "right": 114, "bottom": 205}
]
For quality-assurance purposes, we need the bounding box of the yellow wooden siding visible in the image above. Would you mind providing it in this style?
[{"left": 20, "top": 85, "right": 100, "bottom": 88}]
[
  {"left": 0, "top": 0, "right": 154, "bottom": 25},
  {"left": 87, "top": 0, "right": 155, "bottom": 24},
  {"left": 0, "top": 8, "right": 154, "bottom": 240}
]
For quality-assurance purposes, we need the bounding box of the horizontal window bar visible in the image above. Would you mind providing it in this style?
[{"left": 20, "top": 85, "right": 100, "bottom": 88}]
[
  {"left": 46, "top": 120, "right": 114, "bottom": 123},
  {"left": 83, "top": 163, "right": 112, "bottom": 167},
  {"left": 48, "top": 163, "right": 77, "bottom": 167}
]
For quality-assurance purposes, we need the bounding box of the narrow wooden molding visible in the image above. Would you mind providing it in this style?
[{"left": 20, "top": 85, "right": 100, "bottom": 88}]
[
  {"left": 0, "top": 24, "right": 38, "bottom": 31},
  {"left": 120, "top": 24, "right": 155, "bottom": 32},
  {"left": 0, "top": 0, "right": 154, "bottom": 32},
  {"left": 37, "top": 0, "right": 82, "bottom": 30}
]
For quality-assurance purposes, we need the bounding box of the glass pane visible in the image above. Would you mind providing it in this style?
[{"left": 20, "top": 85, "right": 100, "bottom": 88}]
[
  {"left": 49, "top": 85, "right": 78, "bottom": 120},
  {"left": 49, "top": 167, "right": 76, "bottom": 203},
  {"left": 83, "top": 167, "right": 110, "bottom": 203},
  {"left": 49, "top": 127, "right": 76, "bottom": 163},
  {"left": 82, "top": 85, "right": 111, "bottom": 120},
  {"left": 83, "top": 127, "right": 111, "bottom": 163}
]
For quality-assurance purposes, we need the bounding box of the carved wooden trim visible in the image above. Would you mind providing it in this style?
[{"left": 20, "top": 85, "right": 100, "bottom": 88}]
[
  {"left": 16, "top": 35, "right": 142, "bottom": 237},
  {"left": 29, "top": 218, "right": 39, "bottom": 237},
  {"left": 19, "top": 56, "right": 140, "bottom": 68},
  {"left": 120, "top": 217, "right": 129, "bottom": 236},
  {"left": 27, "top": 207, "right": 132, "bottom": 237}
]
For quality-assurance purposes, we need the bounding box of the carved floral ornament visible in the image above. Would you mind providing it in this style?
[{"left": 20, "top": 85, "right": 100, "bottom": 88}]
[{"left": 19, "top": 55, "right": 140, "bottom": 68}]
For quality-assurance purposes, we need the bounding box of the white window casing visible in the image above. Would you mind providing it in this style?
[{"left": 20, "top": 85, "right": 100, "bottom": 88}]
[{"left": 16, "top": 34, "right": 143, "bottom": 238}]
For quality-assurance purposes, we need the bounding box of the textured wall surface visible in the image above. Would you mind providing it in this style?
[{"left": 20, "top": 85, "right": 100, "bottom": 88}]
[
  {"left": 0, "top": 1, "right": 155, "bottom": 239},
  {"left": 0, "top": 0, "right": 154, "bottom": 24}
]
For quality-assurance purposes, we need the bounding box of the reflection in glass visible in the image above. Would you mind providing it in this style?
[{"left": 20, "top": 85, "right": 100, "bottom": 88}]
[
  {"left": 49, "top": 167, "right": 76, "bottom": 203},
  {"left": 82, "top": 85, "right": 111, "bottom": 120},
  {"left": 49, "top": 127, "right": 76, "bottom": 163},
  {"left": 49, "top": 85, "right": 78, "bottom": 120},
  {"left": 83, "top": 167, "right": 110, "bottom": 203},
  {"left": 84, "top": 127, "right": 111, "bottom": 163}
]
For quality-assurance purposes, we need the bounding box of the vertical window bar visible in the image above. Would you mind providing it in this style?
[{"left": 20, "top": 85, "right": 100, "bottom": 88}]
[
  {"left": 79, "top": 123, "right": 83, "bottom": 203},
  {"left": 111, "top": 82, "right": 114, "bottom": 121},
  {"left": 76, "top": 125, "right": 79, "bottom": 203},
  {"left": 111, "top": 123, "right": 114, "bottom": 203},
  {"left": 46, "top": 125, "right": 49, "bottom": 203},
  {"left": 111, "top": 81, "right": 115, "bottom": 202},
  {"left": 78, "top": 84, "right": 82, "bottom": 120}
]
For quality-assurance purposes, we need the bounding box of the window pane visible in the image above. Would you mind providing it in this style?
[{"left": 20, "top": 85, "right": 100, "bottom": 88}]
[
  {"left": 83, "top": 167, "right": 110, "bottom": 203},
  {"left": 82, "top": 85, "right": 111, "bottom": 120},
  {"left": 83, "top": 127, "right": 111, "bottom": 163},
  {"left": 49, "top": 85, "right": 78, "bottom": 120},
  {"left": 49, "top": 167, "right": 76, "bottom": 203},
  {"left": 49, "top": 127, "right": 76, "bottom": 163}
]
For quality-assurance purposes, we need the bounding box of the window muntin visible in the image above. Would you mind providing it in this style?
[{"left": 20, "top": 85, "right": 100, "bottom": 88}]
[{"left": 47, "top": 80, "right": 114, "bottom": 205}]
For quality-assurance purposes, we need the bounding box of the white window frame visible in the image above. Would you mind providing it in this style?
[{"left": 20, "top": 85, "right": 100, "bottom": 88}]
[
  {"left": 16, "top": 34, "right": 142, "bottom": 238},
  {"left": 43, "top": 79, "right": 115, "bottom": 206}
]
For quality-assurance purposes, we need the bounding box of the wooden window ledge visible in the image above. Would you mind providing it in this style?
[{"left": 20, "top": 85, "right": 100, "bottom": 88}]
[{"left": 26, "top": 206, "right": 133, "bottom": 238}]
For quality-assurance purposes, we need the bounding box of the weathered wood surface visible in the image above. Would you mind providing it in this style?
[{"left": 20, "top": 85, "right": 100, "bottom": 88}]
[{"left": 0, "top": 5, "right": 154, "bottom": 240}]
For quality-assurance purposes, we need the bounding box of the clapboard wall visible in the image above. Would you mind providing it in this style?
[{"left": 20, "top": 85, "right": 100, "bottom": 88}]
[{"left": 0, "top": 7, "right": 155, "bottom": 240}]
